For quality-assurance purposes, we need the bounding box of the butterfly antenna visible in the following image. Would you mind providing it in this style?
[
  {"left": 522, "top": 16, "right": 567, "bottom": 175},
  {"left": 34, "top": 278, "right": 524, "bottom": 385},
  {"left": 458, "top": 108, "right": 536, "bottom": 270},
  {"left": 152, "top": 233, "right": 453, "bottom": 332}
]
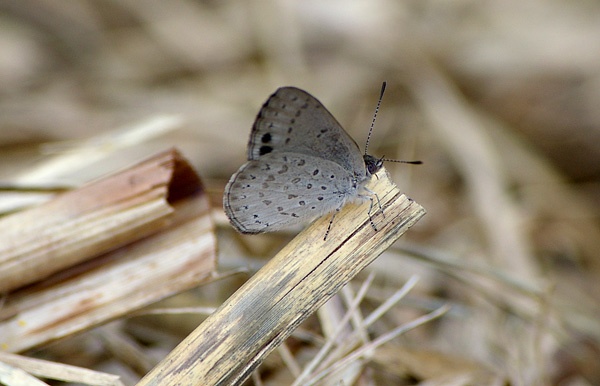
[
  {"left": 364, "top": 81, "right": 387, "bottom": 155},
  {"left": 383, "top": 158, "right": 423, "bottom": 165}
]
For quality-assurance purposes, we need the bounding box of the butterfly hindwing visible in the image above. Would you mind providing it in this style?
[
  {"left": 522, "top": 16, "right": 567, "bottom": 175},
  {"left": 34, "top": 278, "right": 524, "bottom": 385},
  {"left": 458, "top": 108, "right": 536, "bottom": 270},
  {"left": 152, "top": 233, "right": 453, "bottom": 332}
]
[{"left": 224, "top": 152, "right": 357, "bottom": 233}]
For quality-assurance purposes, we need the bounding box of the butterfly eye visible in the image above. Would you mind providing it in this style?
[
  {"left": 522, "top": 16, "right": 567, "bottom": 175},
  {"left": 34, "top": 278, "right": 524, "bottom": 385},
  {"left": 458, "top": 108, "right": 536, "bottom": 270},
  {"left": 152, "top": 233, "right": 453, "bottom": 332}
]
[
  {"left": 367, "top": 161, "right": 381, "bottom": 174},
  {"left": 363, "top": 154, "right": 382, "bottom": 175}
]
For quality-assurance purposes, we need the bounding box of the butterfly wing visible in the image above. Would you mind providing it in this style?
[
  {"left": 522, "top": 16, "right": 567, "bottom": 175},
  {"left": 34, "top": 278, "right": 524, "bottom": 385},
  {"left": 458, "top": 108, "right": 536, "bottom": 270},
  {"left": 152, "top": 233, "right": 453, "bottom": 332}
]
[
  {"left": 248, "top": 87, "right": 366, "bottom": 176},
  {"left": 224, "top": 152, "right": 356, "bottom": 234}
]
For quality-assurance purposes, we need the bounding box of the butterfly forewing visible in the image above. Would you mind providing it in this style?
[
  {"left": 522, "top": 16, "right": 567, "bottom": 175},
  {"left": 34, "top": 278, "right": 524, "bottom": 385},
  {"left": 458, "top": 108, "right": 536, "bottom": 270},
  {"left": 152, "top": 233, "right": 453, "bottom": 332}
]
[{"left": 248, "top": 87, "right": 366, "bottom": 174}]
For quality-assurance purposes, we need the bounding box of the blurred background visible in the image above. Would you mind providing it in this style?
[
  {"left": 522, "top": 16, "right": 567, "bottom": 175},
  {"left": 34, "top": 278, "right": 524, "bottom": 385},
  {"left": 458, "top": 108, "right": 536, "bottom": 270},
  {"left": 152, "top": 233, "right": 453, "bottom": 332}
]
[{"left": 1, "top": 1, "right": 599, "bottom": 385}]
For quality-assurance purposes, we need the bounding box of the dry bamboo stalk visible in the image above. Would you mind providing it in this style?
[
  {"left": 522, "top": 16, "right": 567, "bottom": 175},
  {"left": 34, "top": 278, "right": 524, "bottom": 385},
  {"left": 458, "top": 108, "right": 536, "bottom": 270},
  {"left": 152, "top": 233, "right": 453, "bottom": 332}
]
[
  {"left": 137, "top": 169, "right": 425, "bottom": 386},
  {"left": 0, "top": 148, "right": 199, "bottom": 293},
  {"left": 0, "top": 149, "right": 217, "bottom": 352}
]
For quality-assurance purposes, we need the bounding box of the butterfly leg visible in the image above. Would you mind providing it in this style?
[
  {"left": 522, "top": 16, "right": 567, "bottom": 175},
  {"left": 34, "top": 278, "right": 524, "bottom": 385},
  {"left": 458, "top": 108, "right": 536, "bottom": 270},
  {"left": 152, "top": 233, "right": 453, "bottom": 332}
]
[
  {"left": 366, "top": 196, "right": 379, "bottom": 232},
  {"left": 356, "top": 187, "right": 383, "bottom": 233},
  {"left": 362, "top": 186, "right": 384, "bottom": 218},
  {"left": 361, "top": 186, "right": 384, "bottom": 225},
  {"left": 354, "top": 193, "right": 378, "bottom": 232},
  {"left": 323, "top": 208, "right": 340, "bottom": 241},
  {"left": 325, "top": 187, "right": 383, "bottom": 240}
]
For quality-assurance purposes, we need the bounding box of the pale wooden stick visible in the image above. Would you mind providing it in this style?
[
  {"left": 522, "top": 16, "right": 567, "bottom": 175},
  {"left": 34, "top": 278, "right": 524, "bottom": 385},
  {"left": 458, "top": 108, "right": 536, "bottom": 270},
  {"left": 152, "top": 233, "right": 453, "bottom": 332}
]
[{"left": 137, "top": 169, "right": 426, "bottom": 386}]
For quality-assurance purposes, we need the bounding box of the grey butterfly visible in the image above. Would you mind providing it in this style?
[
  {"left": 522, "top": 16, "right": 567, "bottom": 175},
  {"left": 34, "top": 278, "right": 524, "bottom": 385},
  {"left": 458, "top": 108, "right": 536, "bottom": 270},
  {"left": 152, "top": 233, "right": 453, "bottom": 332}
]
[{"left": 223, "top": 83, "right": 414, "bottom": 239}]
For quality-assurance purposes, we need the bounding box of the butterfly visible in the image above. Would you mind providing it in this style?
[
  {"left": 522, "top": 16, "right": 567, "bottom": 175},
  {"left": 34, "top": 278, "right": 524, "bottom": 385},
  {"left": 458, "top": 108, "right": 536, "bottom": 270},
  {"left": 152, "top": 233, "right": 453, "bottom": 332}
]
[{"left": 223, "top": 83, "right": 419, "bottom": 240}]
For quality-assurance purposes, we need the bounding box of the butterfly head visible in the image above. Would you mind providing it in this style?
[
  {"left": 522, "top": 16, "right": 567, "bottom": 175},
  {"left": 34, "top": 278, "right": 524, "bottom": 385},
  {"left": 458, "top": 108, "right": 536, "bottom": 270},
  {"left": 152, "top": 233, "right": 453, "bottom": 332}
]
[{"left": 364, "top": 154, "right": 384, "bottom": 176}]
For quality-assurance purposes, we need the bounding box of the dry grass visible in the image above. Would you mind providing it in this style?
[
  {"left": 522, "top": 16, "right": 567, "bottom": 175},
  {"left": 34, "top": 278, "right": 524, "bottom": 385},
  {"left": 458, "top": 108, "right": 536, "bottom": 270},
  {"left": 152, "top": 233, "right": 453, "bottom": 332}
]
[{"left": 1, "top": 1, "right": 599, "bottom": 385}]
